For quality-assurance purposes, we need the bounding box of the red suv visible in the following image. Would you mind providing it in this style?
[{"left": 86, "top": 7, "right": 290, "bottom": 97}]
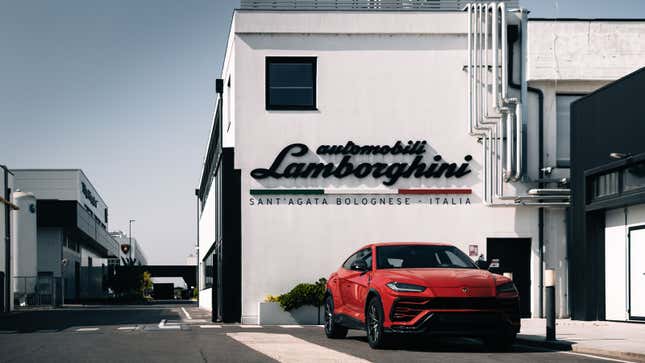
[{"left": 323, "top": 242, "right": 520, "bottom": 350}]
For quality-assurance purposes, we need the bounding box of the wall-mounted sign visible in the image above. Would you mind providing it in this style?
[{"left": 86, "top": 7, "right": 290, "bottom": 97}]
[
  {"left": 468, "top": 244, "right": 479, "bottom": 257},
  {"left": 251, "top": 140, "right": 472, "bottom": 186},
  {"left": 120, "top": 244, "right": 130, "bottom": 255},
  {"left": 81, "top": 182, "right": 99, "bottom": 207}
]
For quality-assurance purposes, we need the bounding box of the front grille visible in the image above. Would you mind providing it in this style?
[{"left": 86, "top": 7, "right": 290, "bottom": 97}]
[
  {"left": 391, "top": 297, "right": 519, "bottom": 323},
  {"left": 426, "top": 297, "right": 517, "bottom": 311}
]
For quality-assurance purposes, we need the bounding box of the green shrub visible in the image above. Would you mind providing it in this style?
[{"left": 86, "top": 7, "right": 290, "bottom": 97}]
[{"left": 275, "top": 278, "right": 327, "bottom": 311}]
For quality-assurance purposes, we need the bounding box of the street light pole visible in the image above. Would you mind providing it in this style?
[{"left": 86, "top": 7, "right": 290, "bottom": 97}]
[{"left": 128, "top": 219, "right": 135, "bottom": 260}]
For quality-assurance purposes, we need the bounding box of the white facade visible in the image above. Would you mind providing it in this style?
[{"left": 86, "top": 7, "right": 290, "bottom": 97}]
[{"left": 198, "top": 9, "right": 645, "bottom": 323}]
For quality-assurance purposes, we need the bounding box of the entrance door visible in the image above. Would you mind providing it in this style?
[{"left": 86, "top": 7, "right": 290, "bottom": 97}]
[
  {"left": 629, "top": 227, "right": 645, "bottom": 320},
  {"left": 487, "top": 238, "right": 532, "bottom": 318}
]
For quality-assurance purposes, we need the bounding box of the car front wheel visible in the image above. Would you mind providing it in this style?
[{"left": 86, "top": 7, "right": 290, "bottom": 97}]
[
  {"left": 366, "top": 297, "right": 389, "bottom": 349},
  {"left": 324, "top": 295, "right": 348, "bottom": 339}
]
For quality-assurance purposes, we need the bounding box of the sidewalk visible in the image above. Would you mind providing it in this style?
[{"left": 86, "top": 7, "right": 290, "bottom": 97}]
[{"left": 518, "top": 318, "right": 645, "bottom": 362}]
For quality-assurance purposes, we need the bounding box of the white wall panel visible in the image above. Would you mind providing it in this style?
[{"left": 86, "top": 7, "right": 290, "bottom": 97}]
[{"left": 605, "top": 208, "right": 627, "bottom": 321}]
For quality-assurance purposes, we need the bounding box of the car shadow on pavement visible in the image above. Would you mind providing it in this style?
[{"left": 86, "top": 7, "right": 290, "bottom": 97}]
[
  {"left": 345, "top": 335, "right": 544, "bottom": 353},
  {"left": 0, "top": 307, "right": 183, "bottom": 333}
]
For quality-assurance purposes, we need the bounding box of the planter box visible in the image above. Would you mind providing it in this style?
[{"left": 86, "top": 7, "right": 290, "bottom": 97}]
[{"left": 258, "top": 301, "right": 324, "bottom": 325}]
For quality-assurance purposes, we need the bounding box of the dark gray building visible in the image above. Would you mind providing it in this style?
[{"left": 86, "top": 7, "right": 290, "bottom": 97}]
[{"left": 570, "top": 67, "right": 645, "bottom": 321}]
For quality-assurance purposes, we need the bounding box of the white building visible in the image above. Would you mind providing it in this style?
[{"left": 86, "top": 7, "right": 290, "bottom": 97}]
[
  {"left": 109, "top": 230, "right": 149, "bottom": 266},
  {"left": 196, "top": 0, "right": 645, "bottom": 323}
]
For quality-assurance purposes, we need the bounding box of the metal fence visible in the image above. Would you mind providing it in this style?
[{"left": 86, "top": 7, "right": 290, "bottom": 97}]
[
  {"left": 240, "top": 0, "right": 519, "bottom": 11},
  {"left": 13, "top": 276, "right": 62, "bottom": 307}
]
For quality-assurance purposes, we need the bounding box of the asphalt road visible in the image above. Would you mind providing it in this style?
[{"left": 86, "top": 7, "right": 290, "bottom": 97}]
[{"left": 0, "top": 303, "right": 627, "bottom": 363}]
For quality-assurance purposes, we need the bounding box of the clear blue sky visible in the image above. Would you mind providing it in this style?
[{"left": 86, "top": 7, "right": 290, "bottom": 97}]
[{"left": 1, "top": 0, "right": 644, "bottom": 265}]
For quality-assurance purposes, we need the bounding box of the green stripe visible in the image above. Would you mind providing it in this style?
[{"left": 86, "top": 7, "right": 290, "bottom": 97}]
[{"left": 250, "top": 189, "right": 324, "bottom": 195}]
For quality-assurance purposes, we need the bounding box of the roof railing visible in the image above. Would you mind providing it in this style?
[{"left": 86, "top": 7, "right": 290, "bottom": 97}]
[{"left": 240, "top": 0, "right": 519, "bottom": 11}]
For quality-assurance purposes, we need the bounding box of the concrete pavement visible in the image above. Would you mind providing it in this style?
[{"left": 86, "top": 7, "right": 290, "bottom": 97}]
[
  {"left": 519, "top": 318, "right": 645, "bottom": 362},
  {"left": 0, "top": 304, "right": 636, "bottom": 362}
]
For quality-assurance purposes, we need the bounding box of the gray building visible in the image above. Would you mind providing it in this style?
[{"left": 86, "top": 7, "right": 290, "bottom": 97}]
[{"left": 12, "top": 169, "right": 119, "bottom": 303}]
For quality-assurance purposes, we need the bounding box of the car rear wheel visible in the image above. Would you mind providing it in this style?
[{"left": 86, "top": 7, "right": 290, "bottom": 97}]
[
  {"left": 366, "top": 297, "right": 389, "bottom": 349},
  {"left": 324, "top": 295, "right": 348, "bottom": 339}
]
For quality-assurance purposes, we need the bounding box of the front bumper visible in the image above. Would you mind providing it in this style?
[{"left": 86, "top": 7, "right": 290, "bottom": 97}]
[
  {"left": 385, "top": 311, "right": 519, "bottom": 336},
  {"left": 384, "top": 297, "right": 520, "bottom": 336}
]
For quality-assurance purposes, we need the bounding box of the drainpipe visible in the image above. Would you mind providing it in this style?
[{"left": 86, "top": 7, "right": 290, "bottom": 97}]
[
  {"left": 507, "top": 17, "right": 547, "bottom": 317},
  {"left": 1, "top": 165, "right": 12, "bottom": 313}
]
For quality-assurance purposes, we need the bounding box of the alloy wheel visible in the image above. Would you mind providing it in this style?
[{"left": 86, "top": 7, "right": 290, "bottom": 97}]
[{"left": 368, "top": 303, "right": 380, "bottom": 342}]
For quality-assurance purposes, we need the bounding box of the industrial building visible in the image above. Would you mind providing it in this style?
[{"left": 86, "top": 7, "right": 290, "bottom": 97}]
[
  {"left": 10, "top": 169, "right": 120, "bottom": 304},
  {"left": 196, "top": 0, "right": 645, "bottom": 324}
]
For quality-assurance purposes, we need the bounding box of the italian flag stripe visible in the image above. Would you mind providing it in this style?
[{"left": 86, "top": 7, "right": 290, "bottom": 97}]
[{"left": 250, "top": 188, "right": 471, "bottom": 195}]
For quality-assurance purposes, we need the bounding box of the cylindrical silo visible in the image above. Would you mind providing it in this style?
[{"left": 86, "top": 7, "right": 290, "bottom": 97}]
[{"left": 11, "top": 191, "right": 38, "bottom": 302}]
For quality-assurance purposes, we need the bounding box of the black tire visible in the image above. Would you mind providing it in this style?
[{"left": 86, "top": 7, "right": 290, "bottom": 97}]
[
  {"left": 483, "top": 331, "right": 516, "bottom": 352},
  {"left": 366, "top": 296, "right": 390, "bottom": 349},
  {"left": 324, "top": 295, "right": 348, "bottom": 339}
]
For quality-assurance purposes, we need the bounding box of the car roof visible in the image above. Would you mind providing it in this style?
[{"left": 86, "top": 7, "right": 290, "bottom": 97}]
[{"left": 360, "top": 242, "right": 453, "bottom": 249}]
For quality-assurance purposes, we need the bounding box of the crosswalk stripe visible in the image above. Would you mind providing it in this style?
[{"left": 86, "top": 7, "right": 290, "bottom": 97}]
[
  {"left": 199, "top": 325, "right": 222, "bottom": 329},
  {"left": 118, "top": 326, "right": 137, "bottom": 330},
  {"left": 278, "top": 325, "right": 303, "bottom": 328},
  {"left": 226, "top": 333, "right": 371, "bottom": 363},
  {"left": 239, "top": 325, "right": 263, "bottom": 328},
  {"left": 76, "top": 328, "right": 99, "bottom": 332}
]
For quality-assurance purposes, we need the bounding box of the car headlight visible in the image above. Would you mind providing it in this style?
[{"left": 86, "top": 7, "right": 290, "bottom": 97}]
[
  {"left": 386, "top": 282, "right": 426, "bottom": 292},
  {"left": 496, "top": 282, "right": 518, "bottom": 294}
]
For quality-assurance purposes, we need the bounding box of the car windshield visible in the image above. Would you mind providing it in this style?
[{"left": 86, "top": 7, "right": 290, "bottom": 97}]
[{"left": 376, "top": 245, "right": 477, "bottom": 269}]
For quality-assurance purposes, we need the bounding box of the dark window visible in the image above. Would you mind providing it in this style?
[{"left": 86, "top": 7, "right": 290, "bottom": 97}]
[
  {"left": 266, "top": 57, "right": 316, "bottom": 110},
  {"left": 624, "top": 162, "right": 645, "bottom": 192},
  {"left": 376, "top": 245, "right": 476, "bottom": 269},
  {"left": 342, "top": 248, "right": 372, "bottom": 270},
  {"left": 203, "top": 252, "right": 214, "bottom": 289},
  {"left": 104, "top": 208, "right": 108, "bottom": 224}
]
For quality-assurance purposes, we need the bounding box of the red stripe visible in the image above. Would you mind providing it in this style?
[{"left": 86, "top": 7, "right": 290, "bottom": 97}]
[{"left": 399, "top": 189, "right": 472, "bottom": 195}]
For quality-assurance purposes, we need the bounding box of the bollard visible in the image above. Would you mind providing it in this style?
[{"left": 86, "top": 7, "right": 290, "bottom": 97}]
[{"left": 545, "top": 269, "right": 556, "bottom": 341}]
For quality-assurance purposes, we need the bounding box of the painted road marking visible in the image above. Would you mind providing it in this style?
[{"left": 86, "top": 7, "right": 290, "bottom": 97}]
[
  {"left": 239, "top": 325, "right": 263, "bottom": 328},
  {"left": 278, "top": 325, "right": 303, "bottom": 328},
  {"left": 184, "top": 319, "right": 207, "bottom": 323},
  {"left": 158, "top": 320, "right": 181, "bottom": 330},
  {"left": 227, "top": 333, "right": 370, "bottom": 363},
  {"left": 76, "top": 328, "right": 99, "bottom": 332},
  {"left": 560, "top": 351, "right": 637, "bottom": 363},
  {"left": 181, "top": 307, "right": 192, "bottom": 320},
  {"left": 199, "top": 325, "right": 222, "bottom": 329},
  {"left": 117, "top": 326, "right": 137, "bottom": 331}
]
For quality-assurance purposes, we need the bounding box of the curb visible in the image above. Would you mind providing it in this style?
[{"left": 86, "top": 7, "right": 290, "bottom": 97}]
[{"left": 517, "top": 335, "right": 645, "bottom": 363}]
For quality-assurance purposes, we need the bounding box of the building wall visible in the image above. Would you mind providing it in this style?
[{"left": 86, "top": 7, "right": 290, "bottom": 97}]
[
  {"left": 199, "top": 288, "right": 212, "bottom": 312},
  {"left": 604, "top": 204, "right": 645, "bottom": 321},
  {"left": 13, "top": 170, "right": 109, "bottom": 229},
  {"left": 229, "top": 11, "right": 544, "bottom": 324},
  {"left": 528, "top": 20, "right": 645, "bottom": 81},
  {"left": 37, "top": 227, "right": 63, "bottom": 277}
]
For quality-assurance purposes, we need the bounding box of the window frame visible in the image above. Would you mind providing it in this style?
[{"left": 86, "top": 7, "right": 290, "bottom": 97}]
[
  {"left": 555, "top": 93, "right": 586, "bottom": 168},
  {"left": 265, "top": 56, "right": 317, "bottom": 111}
]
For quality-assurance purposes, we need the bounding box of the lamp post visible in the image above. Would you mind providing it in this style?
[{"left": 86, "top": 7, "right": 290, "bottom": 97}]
[
  {"left": 194, "top": 188, "right": 200, "bottom": 300},
  {"left": 128, "top": 219, "right": 135, "bottom": 260}
]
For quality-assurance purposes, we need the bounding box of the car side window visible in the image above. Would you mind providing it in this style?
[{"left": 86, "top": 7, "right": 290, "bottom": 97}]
[
  {"left": 342, "top": 248, "right": 372, "bottom": 270},
  {"left": 342, "top": 252, "right": 360, "bottom": 269}
]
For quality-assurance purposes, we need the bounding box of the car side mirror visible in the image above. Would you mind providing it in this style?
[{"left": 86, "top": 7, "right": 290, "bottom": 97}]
[
  {"left": 350, "top": 260, "right": 369, "bottom": 272},
  {"left": 475, "top": 259, "right": 489, "bottom": 270}
]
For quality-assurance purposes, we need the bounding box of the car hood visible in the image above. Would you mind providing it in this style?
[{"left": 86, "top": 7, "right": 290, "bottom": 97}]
[{"left": 383, "top": 268, "right": 495, "bottom": 288}]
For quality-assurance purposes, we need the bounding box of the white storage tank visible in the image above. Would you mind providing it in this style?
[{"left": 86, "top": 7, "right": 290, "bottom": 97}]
[{"left": 11, "top": 191, "right": 38, "bottom": 298}]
